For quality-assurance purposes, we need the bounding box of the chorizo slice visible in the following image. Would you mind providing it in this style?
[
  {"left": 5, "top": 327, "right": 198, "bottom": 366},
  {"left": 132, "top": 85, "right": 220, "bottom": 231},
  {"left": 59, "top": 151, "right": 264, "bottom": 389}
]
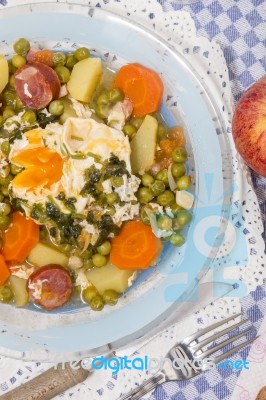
[
  {"left": 27, "top": 264, "right": 72, "bottom": 311},
  {"left": 14, "top": 62, "right": 60, "bottom": 109}
]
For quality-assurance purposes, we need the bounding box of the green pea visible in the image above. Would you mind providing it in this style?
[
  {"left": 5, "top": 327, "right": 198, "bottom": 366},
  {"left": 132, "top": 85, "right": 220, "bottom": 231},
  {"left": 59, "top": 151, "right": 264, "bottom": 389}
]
[
  {"left": 0, "top": 116, "right": 3, "bottom": 128},
  {"left": 1, "top": 187, "right": 9, "bottom": 197},
  {"left": 79, "top": 248, "right": 93, "bottom": 259},
  {"left": 0, "top": 175, "right": 13, "bottom": 187},
  {"left": 141, "top": 174, "right": 154, "bottom": 187},
  {"left": 49, "top": 100, "right": 64, "bottom": 116},
  {"left": 65, "top": 54, "right": 77, "bottom": 69},
  {"left": 3, "top": 108, "right": 15, "bottom": 121},
  {"left": 53, "top": 52, "right": 66, "bottom": 66},
  {"left": 157, "top": 214, "right": 172, "bottom": 231},
  {"left": 3, "top": 91, "right": 16, "bottom": 108},
  {"left": 107, "top": 88, "right": 124, "bottom": 103},
  {"left": 0, "top": 215, "right": 10, "bottom": 229},
  {"left": 0, "top": 165, "right": 10, "bottom": 178},
  {"left": 108, "top": 120, "right": 119, "bottom": 129},
  {"left": 0, "top": 203, "right": 11, "bottom": 216},
  {"left": 97, "top": 92, "right": 109, "bottom": 105},
  {"left": 59, "top": 243, "right": 72, "bottom": 253},
  {"left": 170, "top": 232, "right": 185, "bottom": 247},
  {"left": 156, "top": 169, "right": 169, "bottom": 186},
  {"left": 13, "top": 38, "right": 30, "bottom": 55},
  {"left": 150, "top": 180, "right": 165, "bottom": 196},
  {"left": 105, "top": 205, "right": 115, "bottom": 216},
  {"left": 0, "top": 286, "right": 13, "bottom": 303},
  {"left": 102, "top": 289, "right": 119, "bottom": 306},
  {"left": 140, "top": 207, "right": 150, "bottom": 226},
  {"left": 90, "top": 295, "right": 104, "bottom": 311},
  {"left": 95, "top": 103, "right": 110, "bottom": 120},
  {"left": 8, "top": 74, "right": 15, "bottom": 88},
  {"left": 21, "top": 110, "right": 37, "bottom": 125},
  {"left": 171, "top": 203, "right": 184, "bottom": 214},
  {"left": 172, "top": 147, "right": 188, "bottom": 163},
  {"left": 15, "top": 96, "right": 25, "bottom": 111},
  {"left": 106, "top": 192, "right": 119, "bottom": 206},
  {"left": 97, "top": 241, "right": 111, "bottom": 256},
  {"left": 130, "top": 117, "right": 144, "bottom": 130},
  {"left": 83, "top": 258, "right": 94, "bottom": 270},
  {"left": 11, "top": 54, "right": 26, "bottom": 68},
  {"left": 10, "top": 164, "right": 23, "bottom": 175},
  {"left": 74, "top": 47, "right": 90, "bottom": 61},
  {"left": 92, "top": 253, "right": 107, "bottom": 268},
  {"left": 157, "top": 190, "right": 175, "bottom": 206},
  {"left": 171, "top": 163, "right": 186, "bottom": 178},
  {"left": 82, "top": 286, "right": 98, "bottom": 304},
  {"left": 123, "top": 124, "right": 136, "bottom": 138},
  {"left": 137, "top": 187, "right": 154, "bottom": 204},
  {"left": 55, "top": 66, "right": 71, "bottom": 83},
  {"left": 172, "top": 218, "right": 182, "bottom": 231},
  {"left": 176, "top": 210, "right": 192, "bottom": 226},
  {"left": 111, "top": 176, "right": 124, "bottom": 188},
  {"left": 8, "top": 61, "right": 17, "bottom": 74},
  {"left": 176, "top": 175, "right": 191, "bottom": 191},
  {"left": 157, "top": 123, "right": 167, "bottom": 141}
]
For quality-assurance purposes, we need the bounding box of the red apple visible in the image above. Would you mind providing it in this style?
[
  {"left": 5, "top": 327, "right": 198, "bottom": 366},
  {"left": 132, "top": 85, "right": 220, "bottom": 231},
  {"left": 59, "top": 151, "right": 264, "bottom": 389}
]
[{"left": 232, "top": 76, "right": 266, "bottom": 177}]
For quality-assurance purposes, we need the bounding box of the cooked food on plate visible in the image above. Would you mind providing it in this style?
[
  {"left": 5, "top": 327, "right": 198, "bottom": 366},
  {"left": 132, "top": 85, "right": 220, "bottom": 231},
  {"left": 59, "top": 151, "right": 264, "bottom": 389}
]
[{"left": 0, "top": 38, "right": 193, "bottom": 311}]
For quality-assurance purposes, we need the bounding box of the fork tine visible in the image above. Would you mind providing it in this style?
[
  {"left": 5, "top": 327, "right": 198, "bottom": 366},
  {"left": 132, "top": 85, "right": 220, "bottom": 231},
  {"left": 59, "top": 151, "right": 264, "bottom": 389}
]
[
  {"left": 201, "top": 327, "right": 256, "bottom": 359},
  {"left": 183, "top": 313, "right": 242, "bottom": 344},
  {"left": 191, "top": 319, "right": 249, "bottom": 352},
  {"left": 213, "top": 336, "right": 259, "bottom": 365}
]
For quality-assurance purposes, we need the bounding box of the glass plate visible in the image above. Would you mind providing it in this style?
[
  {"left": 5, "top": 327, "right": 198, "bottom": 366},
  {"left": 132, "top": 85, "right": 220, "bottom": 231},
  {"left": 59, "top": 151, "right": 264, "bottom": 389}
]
[{"left": 0, "top": 2, "right": 233, "bottom": 361}]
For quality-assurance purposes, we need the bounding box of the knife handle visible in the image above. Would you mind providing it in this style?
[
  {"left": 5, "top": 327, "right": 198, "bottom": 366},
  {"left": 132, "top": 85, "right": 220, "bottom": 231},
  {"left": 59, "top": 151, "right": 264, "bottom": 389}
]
[{"left": 0, "top": 361, "right": 89, "bottom": 400}]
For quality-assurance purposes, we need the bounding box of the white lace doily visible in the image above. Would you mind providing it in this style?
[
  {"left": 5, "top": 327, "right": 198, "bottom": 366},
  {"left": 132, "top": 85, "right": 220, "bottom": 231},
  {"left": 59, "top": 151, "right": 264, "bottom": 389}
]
[{"left": 0, "top": 0, "right": 265, "bottom": 398}]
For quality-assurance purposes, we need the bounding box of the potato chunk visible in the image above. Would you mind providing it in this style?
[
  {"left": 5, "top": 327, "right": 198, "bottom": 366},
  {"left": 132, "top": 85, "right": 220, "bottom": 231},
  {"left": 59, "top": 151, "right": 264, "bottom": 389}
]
[
  {"left": 0, "top": 55, "right": 8, "bottom": 94},
  {"left": 86, "top": 262, "right": 135, "bottom": 294},
  {"left": 27, "top": 242, "right": 69, "bottom": 268},
  {"left": 130, "top": 115, "right": 158, "bottom": 174},
  {"left": 9, "top": 275, "right": 29, "bottom": 307},
  {"left": 67, "top": 57, "right": 102, "bottom": 103}
]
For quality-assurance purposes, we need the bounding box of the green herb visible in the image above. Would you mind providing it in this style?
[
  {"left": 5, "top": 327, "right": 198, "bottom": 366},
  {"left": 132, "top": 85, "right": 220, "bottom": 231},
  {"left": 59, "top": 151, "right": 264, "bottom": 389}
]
[
  {"left": 103, "top": 154, "right": 130, "bottom": 179},
  {"left": 31, "top": 203, "right": 46, "bottom": 222},
  {"left": 45, "top": 202, "right": 61, "bottom": 222},
  {"left": 70, "top": 135, "right": 84, "bottom": 141},
  {"left": 56, "top": 192, "right": 66, "bottom": 201},
  {"left": 64, "top": 197, "right": 77, "bottom": 211}
]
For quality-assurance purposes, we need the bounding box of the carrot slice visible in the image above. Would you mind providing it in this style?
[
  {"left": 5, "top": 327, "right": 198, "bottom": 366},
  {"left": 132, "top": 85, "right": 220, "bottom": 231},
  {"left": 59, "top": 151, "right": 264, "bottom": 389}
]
[
  {"left": 2, "top": 212, "right": 39, "bottom": 263},
  {"left": 0, "top": 254, "right": 10, "bottom": 285},
  {"left": 113, "top": 63, "right": 163, "bottom": 117},
  {"left": 109, "top": 220, "right": 160, "bottom": 269}
]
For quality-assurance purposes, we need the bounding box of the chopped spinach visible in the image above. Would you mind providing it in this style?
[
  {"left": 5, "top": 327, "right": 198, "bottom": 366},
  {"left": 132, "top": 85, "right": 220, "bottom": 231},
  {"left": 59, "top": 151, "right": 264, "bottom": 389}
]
[
  {"left": 31, "top": 203, "right": 46, "bottom": 221},
  {"left": 103, "top": 154, "right": 130, "bottom": 179},
  {"left": 64, "top": 197, "right": 77, "bottom": 211},
  {"left": 45, "top": 202, "right": 61, "bottom": 222}
]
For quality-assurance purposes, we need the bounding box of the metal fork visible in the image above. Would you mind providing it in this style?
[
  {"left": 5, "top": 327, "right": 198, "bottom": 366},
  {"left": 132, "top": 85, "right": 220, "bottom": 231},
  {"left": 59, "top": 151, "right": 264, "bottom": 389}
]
[{"left": 119, "top": 313, "right": 257, "bottom": 400}]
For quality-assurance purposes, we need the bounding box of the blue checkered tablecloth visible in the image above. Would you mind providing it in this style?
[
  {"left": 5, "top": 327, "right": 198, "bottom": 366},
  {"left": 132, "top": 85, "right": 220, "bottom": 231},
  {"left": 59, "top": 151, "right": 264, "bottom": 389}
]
[{"left": 148, "top": 1, "right": 266, "bottom": 399}]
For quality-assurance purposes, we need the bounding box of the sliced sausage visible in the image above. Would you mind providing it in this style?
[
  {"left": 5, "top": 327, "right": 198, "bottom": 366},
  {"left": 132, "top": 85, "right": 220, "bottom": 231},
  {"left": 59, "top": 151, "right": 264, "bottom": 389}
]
[
  {"left": 14, "top": 62, "right": 60, "bottom": 109},
  {"left": 27, "top": 264, "right": 72, "bottom": 311}
]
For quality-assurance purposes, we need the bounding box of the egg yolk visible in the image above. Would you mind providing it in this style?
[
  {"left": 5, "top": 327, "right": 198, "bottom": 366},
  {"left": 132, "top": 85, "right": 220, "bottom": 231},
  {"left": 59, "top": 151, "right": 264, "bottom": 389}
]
[{"left": 12, "top": 147, "right": 63, "bottom": 190}]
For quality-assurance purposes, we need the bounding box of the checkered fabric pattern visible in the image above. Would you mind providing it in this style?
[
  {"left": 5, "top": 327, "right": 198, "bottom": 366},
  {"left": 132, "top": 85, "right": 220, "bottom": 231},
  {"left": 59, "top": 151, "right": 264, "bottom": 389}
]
[
  {"left": 147, "top": 283, "right": 266, "bottom": 400},
  {"left": 148, "top": 1, "right": 266, "bottom": 399},
  {"left": 160, "top": 0, "right": 266, "bottom": 242}
]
